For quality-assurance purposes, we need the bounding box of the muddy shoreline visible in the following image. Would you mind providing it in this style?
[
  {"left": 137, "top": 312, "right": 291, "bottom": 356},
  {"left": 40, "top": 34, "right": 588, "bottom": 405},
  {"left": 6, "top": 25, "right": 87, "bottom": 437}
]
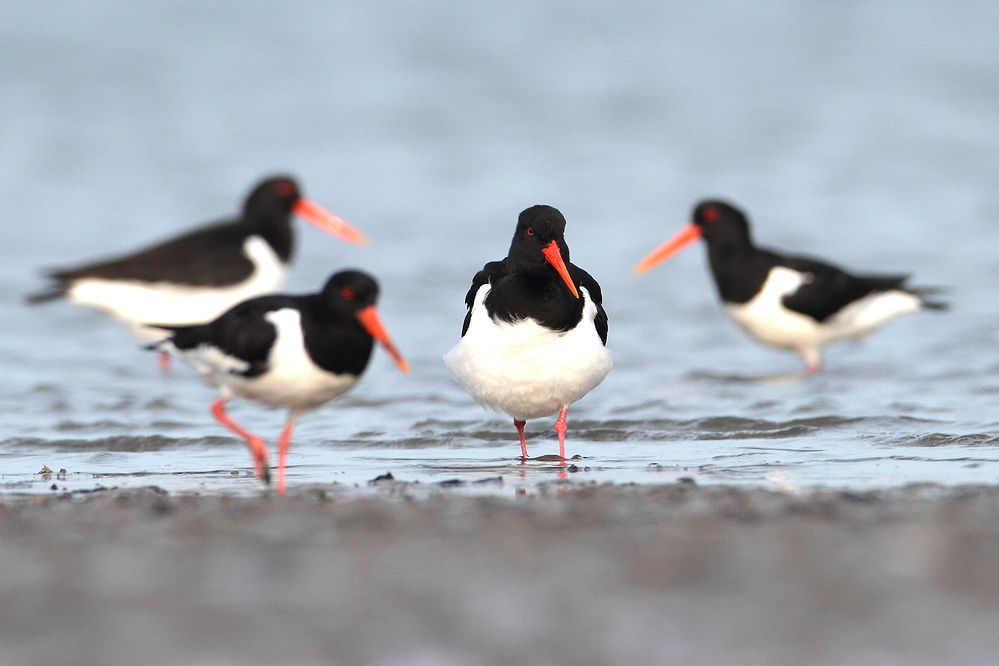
[{"left": 3, "top": 481, "right": 999, "bottom": 665}]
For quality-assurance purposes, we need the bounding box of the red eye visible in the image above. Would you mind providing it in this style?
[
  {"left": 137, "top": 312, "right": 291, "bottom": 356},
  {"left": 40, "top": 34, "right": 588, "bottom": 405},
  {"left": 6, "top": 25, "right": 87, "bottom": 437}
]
[
  {"left": 526, "top": 227, "right": 534, "bottom": 236},
  {"left": 703, "top": 206, "right": 720, "bottom": 223},
  {"left": 340, "top": 286, "right": 356, "bottom": 300},
  {"left": 275, "top": 180, "right": 296, "bottom": 198}
]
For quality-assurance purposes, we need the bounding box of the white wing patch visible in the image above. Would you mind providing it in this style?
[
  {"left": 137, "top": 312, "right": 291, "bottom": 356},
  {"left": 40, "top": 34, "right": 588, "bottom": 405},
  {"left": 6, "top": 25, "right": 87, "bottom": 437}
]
[
  {"left": 167, "top": 341, "right": 252, "bottom": 389},
  {"left": 825, "top": 290, "right": 921, "bottom": 337}
]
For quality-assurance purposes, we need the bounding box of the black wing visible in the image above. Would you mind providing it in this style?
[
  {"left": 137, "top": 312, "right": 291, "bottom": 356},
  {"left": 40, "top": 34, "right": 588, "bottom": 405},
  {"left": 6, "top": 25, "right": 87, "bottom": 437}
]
[
  {"left": 460, "top": 260, "right": 506, "bottom": 336},
  {"left": 157, "top": 296, "right": 297, "bottom": 377},
  {"left": 778, "top": 251, "right": 908, "bottom": 323},
  {"left": 29, "top": 220, "right": 254, "bottom": 301},
  {"left": 569, "top": 263, "right": 608, "bottom": 345}
]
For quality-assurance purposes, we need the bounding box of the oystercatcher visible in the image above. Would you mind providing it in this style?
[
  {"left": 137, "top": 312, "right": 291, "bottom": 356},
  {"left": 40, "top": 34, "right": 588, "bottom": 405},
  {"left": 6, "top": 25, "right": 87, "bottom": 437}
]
[
  {"left": 635, "top": 200, "right": 947, "bottom": 372},
  {"left": 444, "top": 205, "right": 611, "bottom": 460},
  {"left": 151, "top": 270, "right": 409, "bottom": 494},
  {"left": 27, "top": 176, "right": 365, "bottom": 369}
]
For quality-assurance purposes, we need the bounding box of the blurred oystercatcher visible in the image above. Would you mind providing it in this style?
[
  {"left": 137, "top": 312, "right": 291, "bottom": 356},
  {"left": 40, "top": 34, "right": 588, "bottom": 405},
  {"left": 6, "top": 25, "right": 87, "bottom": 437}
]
[
  {"left": 151, "top": 270, "right": 409, "bottom": 495},
  {"left": 27, "top": 176, "right": 365, "bottom": 369},
  {"left": 444, "top": 205, "right": 611, "bottom": 460},
  {"left": 635, "top": 200, "right": 947, "bottom": 372}
]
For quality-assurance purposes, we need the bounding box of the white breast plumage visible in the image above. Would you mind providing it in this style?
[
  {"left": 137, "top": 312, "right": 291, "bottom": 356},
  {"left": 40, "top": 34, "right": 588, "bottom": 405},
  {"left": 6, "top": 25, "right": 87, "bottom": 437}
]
[
  {"left": 443, "top": 285, "right": 612, "bottom": 421},
  {"left": 724, "top": 267, "right": 817, "bottom": 350},
  {"left": 229, "top": 308, "right": 358, "bottom": 410}
]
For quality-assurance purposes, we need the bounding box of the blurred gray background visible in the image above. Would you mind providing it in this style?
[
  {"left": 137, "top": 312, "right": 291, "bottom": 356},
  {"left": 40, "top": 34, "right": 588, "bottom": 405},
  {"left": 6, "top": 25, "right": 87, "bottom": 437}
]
[{"left": 2, "top": 0, "right": 999, "bottom": 491}]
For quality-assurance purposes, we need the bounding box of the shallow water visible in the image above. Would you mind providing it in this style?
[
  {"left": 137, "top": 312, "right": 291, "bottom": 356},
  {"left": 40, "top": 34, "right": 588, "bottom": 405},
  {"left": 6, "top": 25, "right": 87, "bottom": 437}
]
[{"left": 3, "top": 0, "right": 999, "bottom": 496}]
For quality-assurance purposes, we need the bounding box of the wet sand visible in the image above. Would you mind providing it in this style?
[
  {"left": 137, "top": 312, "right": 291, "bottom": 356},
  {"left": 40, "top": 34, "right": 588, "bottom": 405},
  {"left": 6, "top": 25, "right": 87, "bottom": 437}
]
[{"left": 3, "top": 481, "right": 999, "bottom": 665}]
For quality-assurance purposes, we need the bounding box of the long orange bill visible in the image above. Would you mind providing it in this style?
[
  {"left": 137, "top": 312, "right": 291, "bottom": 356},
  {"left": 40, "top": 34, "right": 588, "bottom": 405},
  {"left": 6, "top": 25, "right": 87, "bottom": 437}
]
[
  {"left": 293, "top": 198, "right": 368, "bottom": 245},
  {"left": 355, "top": 305, "right": 410, "bottom": 373},
  {"left": 633, "top": 223, "right": 703, "bottom": 274},
  {"left": 541, "top": 240, "right": 579, "bottom": 299}
]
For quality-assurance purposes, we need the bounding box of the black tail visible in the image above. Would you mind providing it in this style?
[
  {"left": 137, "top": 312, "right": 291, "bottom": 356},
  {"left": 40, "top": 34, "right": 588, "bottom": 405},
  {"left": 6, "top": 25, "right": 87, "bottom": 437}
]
[
  {"left": 859, "top": 273, "right": 910, "bottom": 292},
  {"left": 860, "top": 274, "right": 949, "bottom": 311},
  {"left": 25, "top": 269, "right": 72, "bottom": 304},
  {"left": 24, "top": 285, "right": 67, "bottom": 304},
  {"left": 909, "top": 286, "right": 949, "bottom": 311},
  {"left": 140, "top": 323, "right": 184, "bottom": 351}
]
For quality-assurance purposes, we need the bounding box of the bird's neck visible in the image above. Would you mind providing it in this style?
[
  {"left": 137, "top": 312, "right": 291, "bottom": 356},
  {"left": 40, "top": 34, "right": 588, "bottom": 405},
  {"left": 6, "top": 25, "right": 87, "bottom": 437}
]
[
  {"left": 486, "top": 266, "right": 582, "bottom": 331},
  {"left": 245, "top": 215, "right": 294, "bottom": 262},
  {"left": 706, "top": 242, "right": 769, "bottom": 305}
]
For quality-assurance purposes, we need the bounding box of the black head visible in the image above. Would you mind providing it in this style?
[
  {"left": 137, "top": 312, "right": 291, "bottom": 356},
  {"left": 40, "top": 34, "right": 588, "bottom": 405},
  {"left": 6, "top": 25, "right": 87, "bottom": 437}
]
[
  {"left": 321, "top": 270, "right": 379, "bottom": 314},
  {"left": 243, "top": 176, "right": 303, "bottom": 220},
  {"left": 691, "top": 200, "right": 753, "bottom": 248},
  {"left": 508, "top": 205, "right": 571, "bottom": 266},
  {"left": 634, "top": 199, "right": 754, "bottom": 274},
  {"left": 320, "top": 269, "right": 409, "bottom": 373},
  {"left": 505, "top": 204, "right": 580, "bottom": 299}
]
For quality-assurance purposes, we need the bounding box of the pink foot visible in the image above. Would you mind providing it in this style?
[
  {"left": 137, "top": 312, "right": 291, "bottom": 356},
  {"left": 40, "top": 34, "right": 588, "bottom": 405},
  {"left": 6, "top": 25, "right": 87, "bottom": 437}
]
[
  {"left": 554, "top": 406, "right": 568, "bottom": 461},
  {"left": 514, "top": 419, "right": 528, "bottom": 460},
  {"left": 211, "top": 398, "right": 271, "bottom": 484},
  {"left": 801, "top": 360, "right": 823, "bottom": 376}
]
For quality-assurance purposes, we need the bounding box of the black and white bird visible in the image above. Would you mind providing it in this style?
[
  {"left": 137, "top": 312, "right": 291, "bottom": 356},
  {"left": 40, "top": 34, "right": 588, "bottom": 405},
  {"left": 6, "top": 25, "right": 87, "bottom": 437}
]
[
  {"left": 151, "top": 270, "right": 409, "bottom": 495},
  {"left": 27, "top": 176, "right": 365, "bottom": 368},
  {"left": 634, "top": 200, "right": 947, "bottom": 372},
  {"left": 444, "top": 205, "right": 611, "bottom": 460}
]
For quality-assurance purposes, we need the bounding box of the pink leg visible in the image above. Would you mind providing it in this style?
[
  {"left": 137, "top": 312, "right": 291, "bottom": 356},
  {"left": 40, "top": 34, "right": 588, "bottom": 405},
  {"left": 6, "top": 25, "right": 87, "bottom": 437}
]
[
  {"left": 801, "top": 360, "right": 823, "bottom": 376},
  {"left": 514, "top": 419, "right": 528, "bottom": 459},
  {"left": 158, "top": 351, "right": 171, "bottom": 373},
  {"left": 211, "top": 398, "right": 271, "bottom": 484},
  {"left": 276, "top": 413, "right": 298, "bottom": 496},
  {"left": 800, "top": 350, "right": 822, "bottom": 376},
  {"left": 554, "top": 405, "right": 568, "bottom": 461}
]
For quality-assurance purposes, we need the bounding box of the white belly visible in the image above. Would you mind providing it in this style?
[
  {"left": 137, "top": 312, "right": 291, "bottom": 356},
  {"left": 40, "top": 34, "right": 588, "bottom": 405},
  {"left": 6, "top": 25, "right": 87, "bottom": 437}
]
[
  {"left": 444, "top": 285, "right": 612, "bottom": 421},
  {"left": 180, "top": 308, "right": 358, "bottom": 411},
  {"left": 67, "top": 236, "right": 287, "bottom": 341}
]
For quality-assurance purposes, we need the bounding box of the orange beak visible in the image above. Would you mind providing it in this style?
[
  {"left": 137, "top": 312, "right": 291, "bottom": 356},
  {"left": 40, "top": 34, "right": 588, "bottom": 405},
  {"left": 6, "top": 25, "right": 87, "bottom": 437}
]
[
  {"left": 355, "top": 305, "right": 410, "bottom": 373},
  {"left": 541, "top": 240, "right": 579, "bottom": 299},
  {"left": 633, "top": 223, "right": 703, "bottom": 274},
  {"left": 293, "top": 198, "right": 368, "bottom": 246}
]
